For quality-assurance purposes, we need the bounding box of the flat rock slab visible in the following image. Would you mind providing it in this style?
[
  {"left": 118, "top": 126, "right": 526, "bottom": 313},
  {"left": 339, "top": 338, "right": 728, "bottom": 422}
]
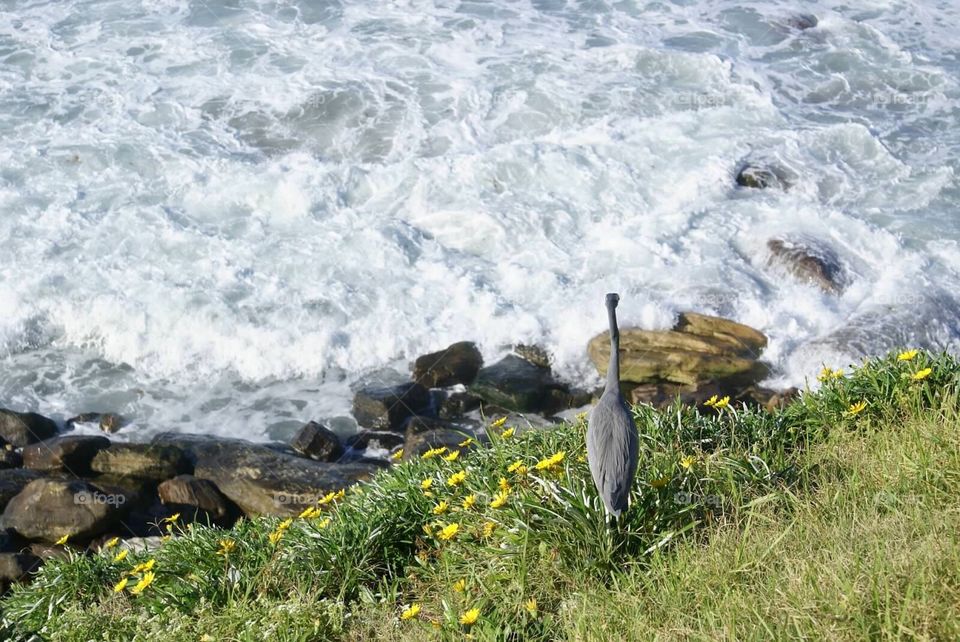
[
  {"left": 588, "top": 312, "right": 768, "bottom": 386},
  {"left": 352, "top": 383, "right": 431, "bottom": 431},
  {"left": 1, "top": 479, "right": 133, "bottom": 542},
  {"left": 22, "top": 435, "right": 111, "bottom": 474},
  {"left": 194, "top": 445, "right": 380, "bottom": 516},
  {"left": 412, "top": 341, "right": 483, "bottom": 388},
  {"left": 0, "top": 410, "right": 57, "bottom": 447},
  {"left": 90, "top": 443, "right": 191, "bottom": 480}
]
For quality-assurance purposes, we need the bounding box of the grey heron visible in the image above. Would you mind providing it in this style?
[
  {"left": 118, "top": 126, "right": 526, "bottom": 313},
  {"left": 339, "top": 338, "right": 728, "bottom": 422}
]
[{"left": 587, "top": 292, "right": 639, "bottom": 518}]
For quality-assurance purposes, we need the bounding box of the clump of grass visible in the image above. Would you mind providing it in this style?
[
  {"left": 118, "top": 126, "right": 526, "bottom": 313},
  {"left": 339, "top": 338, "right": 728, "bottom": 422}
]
[{"left": 2, "top": 350, "right": 957, "bottom": 641}]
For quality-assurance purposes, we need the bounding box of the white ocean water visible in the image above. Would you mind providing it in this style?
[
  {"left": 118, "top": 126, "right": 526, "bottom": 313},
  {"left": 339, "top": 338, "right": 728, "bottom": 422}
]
[{"left": 1, "top": 0, "right": 958, "bottom": 441}]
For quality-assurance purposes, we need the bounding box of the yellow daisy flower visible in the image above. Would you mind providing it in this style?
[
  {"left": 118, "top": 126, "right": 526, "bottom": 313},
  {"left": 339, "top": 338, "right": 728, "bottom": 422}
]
[
  {"left": 453, "top": 578, "right": 466, "bottom": 593},
  {"left": 534, "top": 451, "right": 565, "bottom": 471},
  {"left": 490, "top": 489, "right": 510, "bottom": 509},
  {"left": 443, "top": 450, "right": 460, "bottom": 462},
  {"left": 712, "top": 396, "right": 730, "bottom": 409},
  {"left": 54, "top": 534, "right": 69, "bottom": 546},
  {"left": 680, "top": 455, "right": 695, "bottom": 470},
  {"left": 462, "top": 494, "right": 476, "bottom": 510},
  {"left": 421, "top": 478, "right": 434, "bottom": 491},
  {"left": 460, "top": 608, "right": 480, "bottom": 626},
  {"left": 113, "top": 550, "right": 129, "bottom": 563},
  {"left": 846, "top": 401, "right": 867, "bottom": 416},
  {"left": 498, "top": 477, "right": 511, "bottom": 491},
  {"left": 490, "top": 417, "right": 507, "bottom": 429},
  {"left": 525, "top": 598, "right": 538, "bottom": 615},
  {"left": 912, "top": 367, "right": 933, "bottom": 381},
  {"left": 400, "top": 603, "right": 421, "bottom": 621},
  {"left": 458, "top": 437, "right": 475, "bottom": 447},
  {"left": 113, "top": 577, "right": 129, "bottom": 593},
  {"left": 447, "top": 470, "right": 467, "bottom": 487},
  {"left": 390, "top": 449, "right": 404, "bottom": 461},
  {"left": 437, "top": 523, "right": 460, "bottom": 541},
  {"left": 432, "top": 500, "right": 450, "bottom": 515},
  {"left": 704, "top": 394, "right": 719, "bottom": 407},
  {"left": 501, "top": 427, "right": 515, "bottom": 439},
  {"left": 103, "top": 537, "right": 120, "bottom": 550},
  {"left": 481, "top": 521, "right": 495, "bottom": 538},
  {"left": 422, "top": 446, "right": 448, "bottom": 460},
  {"left": 217, "top": 539, "right": 236, "bottom": 556},
  {"left": 129, "top": 571, "right": 155, "bottom": 595},
  {"left": 897, "top": 349, "right": 919, "bottom": 361}
]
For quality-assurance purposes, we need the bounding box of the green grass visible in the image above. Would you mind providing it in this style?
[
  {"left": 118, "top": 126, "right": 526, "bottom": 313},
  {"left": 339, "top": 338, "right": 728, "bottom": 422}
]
[{"left": 1, "top": 351, "right": 957, "bottom": 641}]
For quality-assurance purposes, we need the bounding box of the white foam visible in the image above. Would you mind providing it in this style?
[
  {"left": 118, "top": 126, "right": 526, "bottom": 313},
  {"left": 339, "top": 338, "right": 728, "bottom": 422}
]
[{"left": 0, "top": 0, "right": 957, "bottom": 440}]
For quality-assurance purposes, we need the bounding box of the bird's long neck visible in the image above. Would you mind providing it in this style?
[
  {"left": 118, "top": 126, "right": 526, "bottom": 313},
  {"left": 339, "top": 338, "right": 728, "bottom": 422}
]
[{"left": 606, "top": 304, "right": 620, "bottom": 391}]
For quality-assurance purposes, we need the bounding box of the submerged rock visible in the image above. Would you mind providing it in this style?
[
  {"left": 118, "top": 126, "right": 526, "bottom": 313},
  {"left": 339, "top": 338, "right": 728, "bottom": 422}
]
[
  {"left": 0, "top": 410, "right": 57, "bottom": 447},
  {"left": 1, "top": 479, "right": 133, "bottom": 542},
  {"left": 587, "top": 312, "right": 768, "bottom": 386},
  {"left": 767, "top": 238, "right": 847, "bottom": 294},
  {"left": 412, "top": 341, "right": 483, "bottom": 388},
  {"left": 290, "top": 421, "right": 343, "bottom": 462},
  {"left": 344, "top": 430, "right": 406, "bottom": 453},
  {"left": 513, "top": 344, "right": 551, "bottom": 369},
  {"left": 352, "top": 383, "right": 432, "bottom": 431},
  {"left": 735, "top": 163, "right": 797, "bottom": 190},
  {"left": 22, "top": 435, "right": 111, "bottom": 474},
  {"left": 787, "top": 14, "right": 818, "bottom": 30}
]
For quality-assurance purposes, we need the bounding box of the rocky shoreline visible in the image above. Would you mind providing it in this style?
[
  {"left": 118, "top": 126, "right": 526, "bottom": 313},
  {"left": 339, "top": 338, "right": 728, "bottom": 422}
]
[{"left": 0, "top": 310, "right": 799, "bottom": 592}]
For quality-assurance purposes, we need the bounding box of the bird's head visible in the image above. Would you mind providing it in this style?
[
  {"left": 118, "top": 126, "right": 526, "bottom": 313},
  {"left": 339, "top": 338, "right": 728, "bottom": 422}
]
[{"left": 605, "top": 292, "right": 620, "bottom": 309}]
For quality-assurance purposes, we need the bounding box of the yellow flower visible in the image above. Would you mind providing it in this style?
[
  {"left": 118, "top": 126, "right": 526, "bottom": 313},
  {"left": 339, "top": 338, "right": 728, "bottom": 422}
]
[
  {"left": 432, "top": 500, "right": 450, "bottom": 515},
  {"left": 298, "top": 506, "right": 319, "bottom": 519},
  {"left": 422, "top": 523, "right": 434, "bottom": 537},
  {"left": 333, "top": 489, "right": 345, "bottom": 500},
  {"left": 163, "top": 513, "right": 180, "bottom": 524},
  {"left": 422, "top": 446, "right": 448, "bottom": 460},
  {"left": 129, "top": 559, "right": 156, "bottom": 575},
  {"left": 443, "top": 450, "right": 460, "bottom": 462},
  {"left": 912, "top": 367, "right": 933, "bottom": 381},
  {"left": 498, "top": 477, "right": 511, "bottom": 491},
  {"left": 317, "top": 492, "right": 336, "bottom": 505},
  {"left": 507, "top": 460, "right": 526, "bottom": 474},
  {"left": 680, "top": 455, "right": 695, "bottom": 470},
  {"left": 268, "top": 529, "right": 285, "bottom": 545},
  {"left": 453, "top": 578, "right": 466, "bottom": 593},
  {"left": 400, "top": 603, "right": 421, "bottom": 621},
  {"left": 704, "top": 394, "right": 719, "bottom": 407},
  {"left": 525, "top": 598, "right": 538, "bottom": 615},
  {"left": 490, "top": 417, "right": 507, "bottom": 429},
  {"left": 278, "top": 518, "right": 293, "bottom": 530},
  {"left": 846, "top": 401, "right": 867, "bottom": 416},
  {"left": 316, "top": 517, "right": 332, "bottom": 529},
  {"left": 490, "top": 488, "right": 510, "bottom": 509},
  {"left": 817, "top": 367, "right": 833, "bottom": 382},
  {"left": 458, "top": 437, "right": 475, "bottom": 447},
  {"left": 534, "top": 451, "right": 565, "bottom": 471},
  {"left": 897, "top": 349, "right": 919, "bottom": 361},
  {"left": 651, "top": 475, "right": 670, "bottom": 489},
  {"left": 501, "top": 427, "right": 515, "bottom": 439},
  {"left": 447, "top": 470, "right": 467, "bottom": 487},
  {"left": 113, "top": 550, "right": 129, "bottom": 563},
  {"left": 390, "top": 449, "right": 404, "bottom": 461},
  {"left": 437, "top": 523, "right": 460, "bottom": 541},
  {"left": 832, "top": 369, "right": 844, "bottom": 379},
  {"left": 576, "top": 411, "right": 587, "bottom": 422},
  {"left": 55, "top": 534, "right": 69, "bottom": 546},
  {"left": 218, "top": 539, "right": 236, "bottom": 556},
  {"left": 113, "top": 577, "right": 129, "bottom": 593},
  {"left": 104, "top": 537, "right": 120, "bottom": 550},
  {"left": 420, "top": 478, "right": 434, "bottom": 491},
  {"left": 713, "top": 396, "right": 730, "bottom": 410},
  {"left": 460, "top": 608, "right": 480, "bottom": 626},
  {"left": 481, "top": 521, "right": 495, "bottom": 538},
  {"left": 129, "top": 571, "right": 155, "bottom": 595},
  {"left": 461, "top": 494, "right": 476, "bottom": 510}
]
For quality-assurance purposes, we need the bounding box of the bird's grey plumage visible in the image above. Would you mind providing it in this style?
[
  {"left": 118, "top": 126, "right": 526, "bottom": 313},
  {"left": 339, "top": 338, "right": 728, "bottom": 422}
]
[{"left": 586, "top": 293, "right": 639, "bottom": 518}]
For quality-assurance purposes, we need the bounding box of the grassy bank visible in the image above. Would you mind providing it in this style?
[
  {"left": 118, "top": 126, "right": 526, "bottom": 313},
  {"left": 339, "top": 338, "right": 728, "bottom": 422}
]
[{"left": 2, "top": 352, "right": 957, "bottom": 641}]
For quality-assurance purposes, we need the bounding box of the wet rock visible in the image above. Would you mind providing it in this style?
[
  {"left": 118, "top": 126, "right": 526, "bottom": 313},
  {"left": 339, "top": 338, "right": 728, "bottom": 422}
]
[
  {"left": 743, "top": 385, "right": 800, "bottom": 411},
  {"left": 194, "top": 446, "right": 379, "bottom": 516},
  {"left": 0, "top": 469, "right": 46, "bottom": 512},
  {"left": 65, "top": 412, "right": 123, "bottom": 433},
  {"left": 344, "top": 430, "right": 406, "bottom": 453},
  {"left": 403, "top": 428, "right": 479, "bottom": 461},
  {"left": 158, "top": 475, "right": 237, "bottom": 527},
  {"left": 0, "top": 447, "right": 22, "bottom": 470},
  {"left": 735, "top": 163, "right": 796, "bottom": 190},
  {"left": 541, "top": 386, "right": 594, "bottom": 416},
  {"left": 436, "top": 390, "right": 483, "bottom": 419},
  {"left": 290, "top": 421, "right": 343, "bottom": 462},
  {"left": 352, "top": 383, "right": 432, "bottom": 431},
  {"left": 0, "top": 479, "right": 133, "bottom": 542},
  {"left": 588, "top": 312, "right": 768, "bottom": 386},
  {"left": 28, "top": 542, "right": 71, "bottom": 562},
  {"left": 514, "top": 344, "right": 551, "bottom": 369},
  {"left": 787, "top": 14, "right": 818, "bottom": 30},
  {"left": 90, "top": 443, "right": 191, "bottom": 480},
  {"left": 0, "top": 409, "right": 57, "bottom": 447},
  {"left": 470, "top": 355, "right": 556, "bottom": 412},
  {"left": 22, "top": 435, "right": 111, "bottom": 474},
  {"left": 412, "top": 341, "right": 483, "bottom": 388},
  {"left": 767, "top": 238, "right": 847, "bottom": 294}
]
